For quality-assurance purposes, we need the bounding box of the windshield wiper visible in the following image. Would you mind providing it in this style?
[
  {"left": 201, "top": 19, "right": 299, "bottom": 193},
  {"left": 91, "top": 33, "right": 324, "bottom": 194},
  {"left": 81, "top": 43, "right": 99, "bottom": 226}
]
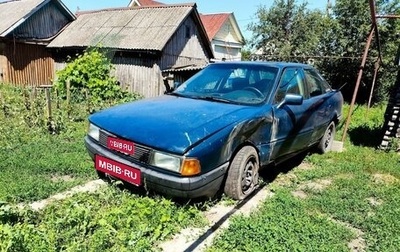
[
  {"left": 168, "top": 92, "right": 188, "bottom": 98},
  {"left": 198, "top": 95, "right": 233, "bottom": 104}
]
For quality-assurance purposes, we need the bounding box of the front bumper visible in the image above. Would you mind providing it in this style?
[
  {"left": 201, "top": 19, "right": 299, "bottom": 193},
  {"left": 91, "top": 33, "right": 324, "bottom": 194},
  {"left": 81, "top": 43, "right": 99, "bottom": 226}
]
[{"left": 84, "top": 136, "right": 229, "bottom": 198}]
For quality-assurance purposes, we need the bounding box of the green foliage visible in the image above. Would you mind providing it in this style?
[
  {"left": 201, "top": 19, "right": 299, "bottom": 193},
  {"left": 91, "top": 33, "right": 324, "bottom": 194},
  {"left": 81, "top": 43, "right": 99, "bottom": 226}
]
[
  {"left": 0, "top": 187, "right": 205, "bottom": 251},
  {"left": 0, "top": 84, "right": 95, "bottom": 203},
  {"left": 249, "top": 0, "right": 328, "bottom": 62},
  {"left": 54, "top": 48, "right": 141, "bottom": 113},
  {"left": 209, "top": 190, "right": 353, "bottom": 251},
  {"left": 248, "top": 0, "right": 400, "bottom": 103},
  {"left": 303, "top": 146, "right": 400, "bottom": 251},
  {"left": 337, "top": 103, "right": 386, "bottom": 147}
]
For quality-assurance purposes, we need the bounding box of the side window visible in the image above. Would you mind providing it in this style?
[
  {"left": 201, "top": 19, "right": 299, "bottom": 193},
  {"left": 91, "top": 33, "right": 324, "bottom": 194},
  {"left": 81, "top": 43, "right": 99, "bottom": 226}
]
[
  {"left": 304, "top": 69, "right": 332, "bottom": 97},
  {"left": 275, "top": 68, "right": 305, "bottom": 103}
]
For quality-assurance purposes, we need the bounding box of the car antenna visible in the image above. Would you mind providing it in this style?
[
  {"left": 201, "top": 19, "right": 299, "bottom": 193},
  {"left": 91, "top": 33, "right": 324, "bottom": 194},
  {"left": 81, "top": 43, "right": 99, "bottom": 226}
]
[{"left": 337, "top": 82, "right": 348, "bottom": 91}]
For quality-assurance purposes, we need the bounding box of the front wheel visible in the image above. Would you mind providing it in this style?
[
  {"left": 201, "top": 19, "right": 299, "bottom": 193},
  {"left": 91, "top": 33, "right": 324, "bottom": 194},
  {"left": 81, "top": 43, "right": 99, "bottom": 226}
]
[
  {"left": 224, "top": 146, "right": 260, "bottom": 200},
  {"left": 317, "top": 121, "right": 336, "bottom": 154}
]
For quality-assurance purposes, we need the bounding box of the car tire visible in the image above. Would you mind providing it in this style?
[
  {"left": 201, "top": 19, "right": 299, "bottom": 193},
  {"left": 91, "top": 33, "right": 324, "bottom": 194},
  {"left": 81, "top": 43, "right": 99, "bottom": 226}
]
[
  {"left": 317, "top": 121, "right": 336, "bottom": 154},
  {"left": 224, "top": 146, "right": 260, "bottom": 200}
]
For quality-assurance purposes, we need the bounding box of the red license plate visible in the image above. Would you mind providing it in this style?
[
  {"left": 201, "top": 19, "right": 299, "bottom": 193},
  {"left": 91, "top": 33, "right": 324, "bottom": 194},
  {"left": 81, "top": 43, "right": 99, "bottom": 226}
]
[
  {"left": 107, "top": 136, "right": 135, "bottom": 155},
  {"left": 95, "top": 155, "right": 141, "bottom": 186}
]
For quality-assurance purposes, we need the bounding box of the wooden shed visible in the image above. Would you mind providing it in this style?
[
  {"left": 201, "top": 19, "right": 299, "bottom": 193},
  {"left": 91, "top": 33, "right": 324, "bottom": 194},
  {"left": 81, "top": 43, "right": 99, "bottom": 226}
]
[
  {"left": 0, "top": 0, "right": 75, "bottom": 86},
  {"left": 129, "top": 1, "right": 244, "bottom": 62},
  {"left": 47, "top": 4, "right": 214, "bottom": 97}
]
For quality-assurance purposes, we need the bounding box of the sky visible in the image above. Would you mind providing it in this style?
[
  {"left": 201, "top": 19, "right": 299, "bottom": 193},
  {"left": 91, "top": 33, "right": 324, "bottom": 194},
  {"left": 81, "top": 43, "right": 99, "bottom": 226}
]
[{"left": 61, "top": 0, "right": 333, "bottom": 40}]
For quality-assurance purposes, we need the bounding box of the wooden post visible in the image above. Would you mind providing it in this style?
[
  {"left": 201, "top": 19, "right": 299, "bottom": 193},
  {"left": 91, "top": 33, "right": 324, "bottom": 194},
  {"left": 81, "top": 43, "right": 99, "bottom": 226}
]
[
  {"left": 66, "top": 80, "right": 71, "bottom": 115},
  {"left": 31, "top": 87, "right": 37, "bottom": 101},
  {"left": 44, "top": 87, "right": 52, "bottom": 120}
]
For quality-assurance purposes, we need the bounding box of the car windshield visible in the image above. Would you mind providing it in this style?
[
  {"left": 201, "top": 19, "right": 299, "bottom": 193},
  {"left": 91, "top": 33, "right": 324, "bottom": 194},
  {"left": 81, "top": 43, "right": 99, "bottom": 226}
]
[{"left": 172, "top": 63, "right": 279, "bottom": 105}]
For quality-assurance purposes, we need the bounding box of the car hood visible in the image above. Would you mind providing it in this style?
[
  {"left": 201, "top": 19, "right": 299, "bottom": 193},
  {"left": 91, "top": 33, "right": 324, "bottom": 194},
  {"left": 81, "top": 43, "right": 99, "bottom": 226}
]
[{"left": 89, "top": 95, "right": 259, "bottom": 154}]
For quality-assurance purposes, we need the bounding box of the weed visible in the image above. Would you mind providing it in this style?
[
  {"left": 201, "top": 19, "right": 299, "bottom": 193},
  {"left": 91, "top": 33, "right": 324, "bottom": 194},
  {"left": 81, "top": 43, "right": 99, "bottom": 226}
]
[{"left": 0, "top": 187, "right": 206, "bottom": 251}]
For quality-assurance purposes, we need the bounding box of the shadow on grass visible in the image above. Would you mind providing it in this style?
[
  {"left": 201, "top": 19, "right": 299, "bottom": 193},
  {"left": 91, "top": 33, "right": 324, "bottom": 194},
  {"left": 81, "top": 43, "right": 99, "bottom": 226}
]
[{"left": 348, "top": 125, "right": 383, "bottom": 147}]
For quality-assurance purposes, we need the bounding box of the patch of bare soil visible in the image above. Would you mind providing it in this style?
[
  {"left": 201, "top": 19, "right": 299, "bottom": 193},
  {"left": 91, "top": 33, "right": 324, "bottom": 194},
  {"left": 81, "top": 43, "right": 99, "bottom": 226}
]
[
  {"left": 298, "top": 179, "right": 332, "bottom": 192},
  {"left": 366, "top": 197, "right": 383, "bottom": 207},
  {"left": 291, "top": 178, "right": 332, "bottom": 199},
  {"left": 296, "top": 162, "right": 315, "bottom": 171},
  {"left": 23, "top": 179, "right": 107, "bottom": 211},
  {"left": 325, "top": 215, "right": 366, "bottom": 252},
  {"left": 291, "top": 190, "right": 308, "bottom": 199},
  {"left": 372, "top": 173, "right": 399, "bottom": 184},
  {"left": 50, "top": 175, "right": 75, "bottom": 183},
  {"left": 274, "top": 173, "right": 298, "bottom": 187}
]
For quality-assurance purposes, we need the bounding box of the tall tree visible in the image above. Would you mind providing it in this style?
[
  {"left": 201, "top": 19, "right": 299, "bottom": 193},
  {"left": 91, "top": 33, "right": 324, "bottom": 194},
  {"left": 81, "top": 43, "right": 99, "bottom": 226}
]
[
  {"left": 248, "top": 0, "right": 400, "bottom": 103},
  {"left": 248, "top": 0, "right": 328, "bottom": 62},
  {"left": 376, "top": 0, "right": 400, "bottom": 100}
]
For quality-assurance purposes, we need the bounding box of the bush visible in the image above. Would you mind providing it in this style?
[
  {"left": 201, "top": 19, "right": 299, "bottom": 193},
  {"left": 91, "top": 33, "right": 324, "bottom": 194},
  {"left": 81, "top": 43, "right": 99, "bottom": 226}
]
[{"left": 54, "top": 48, "right": 141, "bottom": 112}]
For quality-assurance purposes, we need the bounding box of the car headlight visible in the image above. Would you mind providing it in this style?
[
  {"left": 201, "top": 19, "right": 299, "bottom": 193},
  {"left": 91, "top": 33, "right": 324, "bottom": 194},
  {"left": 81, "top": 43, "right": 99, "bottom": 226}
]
[
  {"left": 152, "top": 152, "right": 182, "bottom": 173},
  {"left": 88, "top": 123, "right": 100, "bottom": 141},
  {"left": 151, "top": 152, "right": 201, "bottom": 176}
]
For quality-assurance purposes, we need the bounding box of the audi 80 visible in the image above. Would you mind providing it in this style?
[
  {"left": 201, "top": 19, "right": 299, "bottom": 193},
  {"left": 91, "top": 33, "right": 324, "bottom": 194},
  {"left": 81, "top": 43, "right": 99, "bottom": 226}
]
[{"left": 85, "top": 62, "right": 343, "bottom": 200}]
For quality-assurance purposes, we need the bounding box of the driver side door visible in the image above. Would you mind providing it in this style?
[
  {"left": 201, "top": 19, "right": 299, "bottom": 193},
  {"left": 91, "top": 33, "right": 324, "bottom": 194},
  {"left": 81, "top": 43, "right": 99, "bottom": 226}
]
[{"left": 270, "top": 67, "right": 315, "bottom": 159}]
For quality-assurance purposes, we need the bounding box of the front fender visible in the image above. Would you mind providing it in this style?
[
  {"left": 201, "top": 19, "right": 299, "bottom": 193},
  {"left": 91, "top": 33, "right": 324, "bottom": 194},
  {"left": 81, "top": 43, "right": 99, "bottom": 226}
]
[{"left": 186, "top": 114, "right": 275, "bottom": 174}]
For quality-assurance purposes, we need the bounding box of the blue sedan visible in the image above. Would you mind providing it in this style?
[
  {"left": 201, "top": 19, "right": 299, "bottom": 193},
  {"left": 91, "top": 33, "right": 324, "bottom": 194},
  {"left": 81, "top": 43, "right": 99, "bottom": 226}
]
[{"left": 85, "top": 62, "right": 343, "bottom": 200}]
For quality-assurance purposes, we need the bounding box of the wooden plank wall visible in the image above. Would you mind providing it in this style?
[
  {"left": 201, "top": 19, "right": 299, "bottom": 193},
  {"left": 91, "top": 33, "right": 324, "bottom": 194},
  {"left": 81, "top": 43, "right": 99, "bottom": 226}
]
[
  {"left": 113, "top": 57, "right": 164, "bottom": 98},
  {"left": 160, "top": 15, "right": 210, "bottom": 70},
  {"left": 55, "top": 56, "right": 165, "bottom": 98},
  {"left": 12, "top": 2, "right": 71, "bottom": 40},
  {"left": 2, "top": 42, "right": 54, "bottom": 86}
]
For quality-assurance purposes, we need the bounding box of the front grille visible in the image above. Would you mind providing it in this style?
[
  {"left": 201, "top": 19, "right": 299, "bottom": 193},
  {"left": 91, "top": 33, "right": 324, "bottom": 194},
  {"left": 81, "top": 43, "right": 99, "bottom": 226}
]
[{"left": 99, "top": 130, "right": 151, "bottom": 164}]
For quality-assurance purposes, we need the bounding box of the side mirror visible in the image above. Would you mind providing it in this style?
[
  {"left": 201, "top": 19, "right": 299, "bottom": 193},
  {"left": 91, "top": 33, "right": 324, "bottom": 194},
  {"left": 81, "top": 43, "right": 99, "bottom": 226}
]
[{"left": 277, "top": 94, "right": 303, "bottom": 109}]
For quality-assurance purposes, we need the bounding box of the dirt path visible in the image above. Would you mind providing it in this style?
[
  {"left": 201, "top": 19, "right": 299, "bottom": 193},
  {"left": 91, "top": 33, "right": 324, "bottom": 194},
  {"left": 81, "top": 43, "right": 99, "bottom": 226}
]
[
  {"left": 159, "top": 187, "right": 275, "bottom": 252},
  {"left": 20, "top": 179, "right": 106, "bottom": 211},
  {"left": 20, "top": 161, "right": 366, "bottom": 251}
]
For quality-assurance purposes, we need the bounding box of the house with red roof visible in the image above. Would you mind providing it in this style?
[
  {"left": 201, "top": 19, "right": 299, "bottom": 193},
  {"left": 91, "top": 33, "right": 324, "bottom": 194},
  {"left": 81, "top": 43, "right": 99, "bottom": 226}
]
[
  {"left": 200, "top": 13, "right": 244, "bottom": 61},
  {"left": 129, "top": 1, "right": 245, "bottom": 61},
  {"left": 128, "top": 0, "right": 164, "bottom": 7}
]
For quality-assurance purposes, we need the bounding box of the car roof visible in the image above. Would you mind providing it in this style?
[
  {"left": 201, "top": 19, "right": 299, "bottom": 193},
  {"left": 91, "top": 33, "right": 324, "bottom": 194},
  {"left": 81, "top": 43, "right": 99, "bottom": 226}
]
[{"left": 211, "top": 61, "right": 311, "bottom": 69}]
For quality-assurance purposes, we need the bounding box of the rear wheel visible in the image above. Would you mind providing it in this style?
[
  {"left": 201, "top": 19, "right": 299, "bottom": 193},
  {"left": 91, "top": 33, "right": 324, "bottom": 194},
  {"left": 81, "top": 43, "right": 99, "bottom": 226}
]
[
  {"left": 224, "top": 146, "right": 260, "bottom": 200},
  {"left": 317, "top": 121, "right": 336, "bottom": 153}
]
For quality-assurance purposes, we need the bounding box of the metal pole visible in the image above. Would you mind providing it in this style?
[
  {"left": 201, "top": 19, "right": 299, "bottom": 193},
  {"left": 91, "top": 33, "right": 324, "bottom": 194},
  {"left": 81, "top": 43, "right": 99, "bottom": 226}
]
[
  {"left": 341, "top": 27, "right": 375, "bottom": 142},
  {"left": 367, "top": 60, "right": 380, "bottom": 110}
]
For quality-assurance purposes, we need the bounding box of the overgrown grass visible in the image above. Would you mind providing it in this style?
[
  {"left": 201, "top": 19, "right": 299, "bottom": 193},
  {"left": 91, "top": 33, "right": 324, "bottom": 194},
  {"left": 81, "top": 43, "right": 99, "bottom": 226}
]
[
  {"left": 336, "top": 103, "right": 387, "bottom": 147},
  {"left": 0, "top": 83, "right": 142, "bottom": 203},
  {"left": 0, "top": 84, "right": 97, "bottom": 203},
  {"left": 2, "top": 83, "right": 399, "bottom": 251},
  {"left": 0, "top": 186, "right": 206, "bottom": 251},
  {"left": 0, "top": 84, "right": 207, "bottom": 251},
  {"left": 208, "top": 103, "right": 400, "bottom": 251}
]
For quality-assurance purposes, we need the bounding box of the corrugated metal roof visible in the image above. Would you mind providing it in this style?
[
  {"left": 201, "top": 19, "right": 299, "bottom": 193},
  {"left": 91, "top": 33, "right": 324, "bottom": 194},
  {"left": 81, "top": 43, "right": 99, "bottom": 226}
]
[
  {"left": 162, "top": 64, "right": 207, "bottom": 72},
  {"left": 200, "top": 13, "right": 230, "bottom": 41},
  {"left": 48, "top": 5, "right": 195, "bottom": 51},
  {"left": 0, "top": 0, "right": 75, "bottom": 37}
]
